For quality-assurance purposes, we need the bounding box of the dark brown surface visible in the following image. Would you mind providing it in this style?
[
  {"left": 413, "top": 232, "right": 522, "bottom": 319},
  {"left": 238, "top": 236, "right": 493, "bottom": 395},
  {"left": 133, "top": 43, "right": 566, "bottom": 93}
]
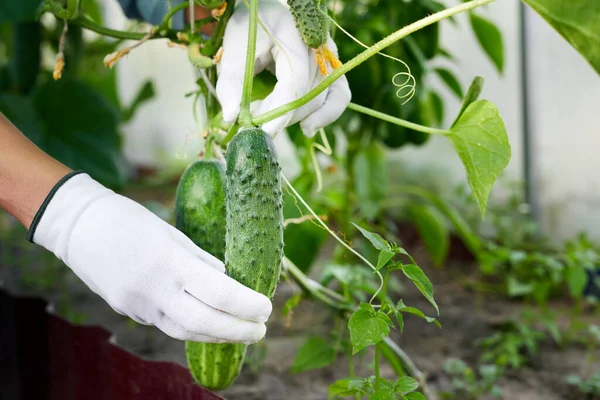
[{"left": 0, "top": 289, "right": 223, "bottom": 400}]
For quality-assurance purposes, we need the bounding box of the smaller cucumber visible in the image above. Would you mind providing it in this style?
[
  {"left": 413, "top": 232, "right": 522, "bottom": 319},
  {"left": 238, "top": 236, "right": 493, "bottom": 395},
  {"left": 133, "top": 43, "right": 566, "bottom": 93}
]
[
  {"left": 175, "top": 160, "right": 247, "bottom": 391},
  {"left": 287, "top": 0, "right": 329, "bottom": 49}
]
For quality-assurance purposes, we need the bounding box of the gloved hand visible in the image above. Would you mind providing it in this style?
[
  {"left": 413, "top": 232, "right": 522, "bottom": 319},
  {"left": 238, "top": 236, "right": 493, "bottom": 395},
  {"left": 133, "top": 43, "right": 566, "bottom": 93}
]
[
  {"left": 217, "top": 0, "right": 352, "bottom": 137},
  {"left": 28, "top": 172, "right": 272, "bottom": 344}
]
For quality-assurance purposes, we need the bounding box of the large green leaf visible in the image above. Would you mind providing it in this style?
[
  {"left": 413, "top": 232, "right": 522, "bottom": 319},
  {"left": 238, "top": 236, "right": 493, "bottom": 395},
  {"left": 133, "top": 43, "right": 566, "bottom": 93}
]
[
  {"left": 0, "top": 79, "right": 124, "bottom": 188},
  {"left": 0, "top": 0, "right": 43, "bottom": 22},
  {"left": 353, "top": 141, "right": 387, "bottom": 220},
  {"left": 292, "top": 336, "right": 336, "bottom": 373},
  {"left": 348, "top": 303, "right": 392, "bottom": 354},
  {"left": 522, "top": 0, "right": 600, "bottom": 75},
  {"left": 446, "top": 100, "right": 511, "bottom": 217},
  {"left": 470, "top": 13, "right": 504, "bottom": 74}
]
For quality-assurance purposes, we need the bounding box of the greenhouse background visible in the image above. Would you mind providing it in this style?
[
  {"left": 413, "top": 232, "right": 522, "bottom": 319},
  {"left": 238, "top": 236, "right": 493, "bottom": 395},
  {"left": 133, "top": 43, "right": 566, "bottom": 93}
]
[{"left": 104, "top": 0, "right": 600, "bottom": 244}]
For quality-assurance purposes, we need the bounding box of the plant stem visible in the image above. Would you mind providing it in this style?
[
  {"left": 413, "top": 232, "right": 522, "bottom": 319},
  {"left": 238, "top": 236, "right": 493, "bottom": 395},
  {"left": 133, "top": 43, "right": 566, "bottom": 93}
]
[
  {"left": 374, "top": 344, "right": 381, "bottom": 380},
  {"left": 282, "top": 256, "right": 439, "bottom": 399},
  {"left": 348, "top": 103, "right": 449, "bottom": 135},
  {"left": 238, "top": 0, "right": 259, "bottom": 127},
  {"left": 283, "top": 257, "right": 353, "bottom": 310},
  {"left": 281, "top": 173, "right": 385, "bottom": 303},
  {"left": 203, "top": 0, "right": 235, "bottom": 56},
  {"left": 252, "top": 0, "right": 495, "bottom": 126},
  {"left": 382, "top": 338, "right": 438, "bottom": 400},
  {"left": 72, "top": 14, "right": 178, "bottom": 41},
  {"left": 160, "top": 2, "right": 189, "bottom": 29}
]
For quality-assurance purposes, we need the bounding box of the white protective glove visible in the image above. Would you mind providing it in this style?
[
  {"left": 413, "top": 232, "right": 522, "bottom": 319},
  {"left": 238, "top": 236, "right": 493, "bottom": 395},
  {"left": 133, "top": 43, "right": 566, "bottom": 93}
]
[
  {"left": 216, "top": 0, "right": 351, "bottom": 137},
  {"left": 28, "top": 172, "right": 271, "bottom": 344}
]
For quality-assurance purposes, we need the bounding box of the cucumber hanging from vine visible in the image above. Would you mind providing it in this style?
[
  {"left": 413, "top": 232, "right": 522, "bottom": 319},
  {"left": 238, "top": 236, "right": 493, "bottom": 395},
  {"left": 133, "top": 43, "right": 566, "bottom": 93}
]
[{"left": 287, "top": 0, "right": 342, "bottom": 75}]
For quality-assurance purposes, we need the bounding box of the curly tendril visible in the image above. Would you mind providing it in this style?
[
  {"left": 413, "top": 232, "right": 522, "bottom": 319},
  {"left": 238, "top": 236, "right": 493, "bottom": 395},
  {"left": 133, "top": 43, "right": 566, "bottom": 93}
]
[{"left": 324, "top": 12, "right": 416, "bottom": 104}]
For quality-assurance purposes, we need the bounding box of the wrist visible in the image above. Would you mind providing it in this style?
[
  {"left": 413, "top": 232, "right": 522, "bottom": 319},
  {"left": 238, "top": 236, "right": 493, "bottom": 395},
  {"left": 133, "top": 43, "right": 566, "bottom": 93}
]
[{"left": 0, "top": 114, "right": 72, "bottom": 229}]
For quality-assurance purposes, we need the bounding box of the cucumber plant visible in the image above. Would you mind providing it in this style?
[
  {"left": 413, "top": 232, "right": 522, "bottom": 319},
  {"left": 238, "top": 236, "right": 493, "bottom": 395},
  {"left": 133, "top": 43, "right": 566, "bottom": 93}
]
[{"left": 9, "top": 0, "right": 599, "bottom": 398}]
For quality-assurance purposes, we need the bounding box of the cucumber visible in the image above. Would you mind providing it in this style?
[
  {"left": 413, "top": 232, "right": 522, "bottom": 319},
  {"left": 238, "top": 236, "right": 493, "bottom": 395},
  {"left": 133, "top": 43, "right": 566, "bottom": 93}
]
[
  {"left": 287, "top": 0, "right": 329, "bottom": 49},
  {"left": 175, "top": 160, "right": 227, "bottom": 260},
  {"left": 225, "top": 127, "right": 284, "bottom": 299},
  {"left": 176, "top": 160, "right": 247, "bottom": 391},
  {"left": 179, "top": 128, "right": 284, "bottom": 391}
]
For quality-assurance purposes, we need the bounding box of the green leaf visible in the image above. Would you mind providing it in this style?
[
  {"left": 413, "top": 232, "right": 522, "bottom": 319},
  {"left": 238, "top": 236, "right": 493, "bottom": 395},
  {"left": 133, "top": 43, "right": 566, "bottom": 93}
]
[
  {"left": 396, "top": 300, "right": 441, "bottom": 328},
  {"left": 565, "top": 265, "right": 588, "bottom": 298},
  {"left": 434, "top": 68, "right": 463, "bottom": 98},
  {"left": 370, "top": 388, "right": 395, "bottom": 400},
  {"left": 376, "top": 249, "right": 396, "bottom": 271},
  {"left": 348, "top": 303, "right": 391, "bottom": 354},
  {"left": 401, "top": 264, "right": 439, "bottom": 315},
  {"left": 446, "top": 100, "right": 511, "bottom": 218},
  {"left": 409, "top": 205, "right": 449, "bottom": 266},
  {"left": 329, "top": 378, "right": 367, "bottom": 398},
  {"left": 121, "top": 80, "right": 155, "bottom": 122},
  {"left": 30, "top": 78, "right": 124, "bottom": 188},
  {"left": 522, "top": 0, "right": 600, "bottom": 75},
  {"left": 395, "top": 376, "right": 419, "bottom": 394},
  {"left": 353, "top": 141, "right": 387, "bottom": 219},
  {"left": 393, "top": 309, "right": 405, "bottom": 332},
  {"left": 292, "top": 336, "right": 336, "bottom": 373},
  {"left": 0, "top": 0, "right": 43, "bottom": 22},
  {"left": 470, "top": 13, "right": 504, "bottom": 73},
  {"left": 353, "top": 223, "right": 390, "bottom": 251},
  {"left": 506, "top": 276, "right": 533, "bottom": 297},
  {"left": 281, "top": 293, "right": 302, "bottom": 316},
  {"left": 404, "top": 392, "right": 426, "bottom": 400},
  {"left": 451, "top": 76, "right": 484, "bottom": 128}
]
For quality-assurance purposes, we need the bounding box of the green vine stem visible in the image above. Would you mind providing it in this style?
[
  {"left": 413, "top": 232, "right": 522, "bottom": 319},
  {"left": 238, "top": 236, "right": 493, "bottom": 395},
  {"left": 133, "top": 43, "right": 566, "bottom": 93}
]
[
  {"left": 282, "top": 256, "right": 438, "bottom": 399},
  {"left": 74, "top": 14, "right": 177, "bottom": 40},
  {"left": 43, "top": 1, "right": 179, "bottom": 40},
  {"left": 283, "top": 257, "right": 353, "bottom": 310},
  {"left": 238, "top": 0, "right": 259, "bottom": 127},
  {"left": 251, "top": 0, "right": 495, "bottom": 126},
  {"left": 281, "top": 173, "right": 385, "bottom": 303},
  {"left": 160, "top": 1, "right": 188, "bottom": 29},
  {"left": 348, "top": 102, "right": 449, "bottom": 136},
  {"left": 382, "top": 338, "right": 438, "bottom": 400}
]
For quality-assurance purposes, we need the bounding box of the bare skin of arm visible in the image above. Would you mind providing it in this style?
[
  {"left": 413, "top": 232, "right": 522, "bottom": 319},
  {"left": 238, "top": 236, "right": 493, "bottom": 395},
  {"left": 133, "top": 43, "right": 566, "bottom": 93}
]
[
  {"left": 0, "top": 7, "right": 215, "bottom": 228},
  {"left": 0, "top": 113, "right": 71, "bottom": 229}
]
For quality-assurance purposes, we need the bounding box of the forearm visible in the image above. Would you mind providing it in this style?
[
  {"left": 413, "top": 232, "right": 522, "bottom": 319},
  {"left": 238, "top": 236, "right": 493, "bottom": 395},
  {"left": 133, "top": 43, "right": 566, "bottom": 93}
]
[{"left": 0, "top": 113, "right": 71, "bottom": 229}]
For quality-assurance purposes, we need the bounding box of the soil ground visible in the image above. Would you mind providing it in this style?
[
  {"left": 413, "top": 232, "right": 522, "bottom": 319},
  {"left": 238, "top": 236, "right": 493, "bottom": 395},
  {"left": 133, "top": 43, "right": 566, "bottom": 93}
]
[{"left": 2, "top": 226, "right": 599, "bottom": 400}]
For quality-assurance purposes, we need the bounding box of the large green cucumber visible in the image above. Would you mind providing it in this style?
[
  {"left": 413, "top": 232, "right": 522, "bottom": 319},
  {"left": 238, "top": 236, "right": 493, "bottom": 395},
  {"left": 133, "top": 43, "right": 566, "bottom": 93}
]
[
  {"left": 175, "top": 160, "right": 247, "bottom": 391},
  {"left": 225, "top": 127, "right": 284, "bottom": 299}
]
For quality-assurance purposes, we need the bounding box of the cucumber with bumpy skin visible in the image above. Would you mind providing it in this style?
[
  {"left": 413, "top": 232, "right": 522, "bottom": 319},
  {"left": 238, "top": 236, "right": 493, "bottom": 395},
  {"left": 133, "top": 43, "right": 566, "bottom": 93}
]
[
  {"left": 176, "top": 160, "right": 247, "bottom": 391},
  {"left": 287, "top": 0, "right": 329, "bottom": 49},
  {"left": 225, "top": 127, "right": 284, "bottom": 299}
]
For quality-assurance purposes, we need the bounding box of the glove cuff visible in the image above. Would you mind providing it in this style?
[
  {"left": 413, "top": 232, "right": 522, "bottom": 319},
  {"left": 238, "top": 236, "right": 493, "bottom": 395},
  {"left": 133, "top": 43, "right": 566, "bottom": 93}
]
[
  {"left": 27, "top": 173, "right": 113, "bottom": 262},
  {"left": 27, "top": 171, "right": 85, "bottom": 243}
]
